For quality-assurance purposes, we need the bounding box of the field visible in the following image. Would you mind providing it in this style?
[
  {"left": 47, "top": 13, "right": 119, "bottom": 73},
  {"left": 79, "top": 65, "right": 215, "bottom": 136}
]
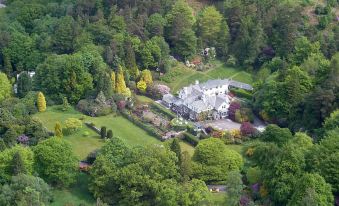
[
  {"left": 33, "top": 106, "right": 161, "bottom": 159},
  {"left": 159, "top": 61, "right": 253, "bottom": 93}
]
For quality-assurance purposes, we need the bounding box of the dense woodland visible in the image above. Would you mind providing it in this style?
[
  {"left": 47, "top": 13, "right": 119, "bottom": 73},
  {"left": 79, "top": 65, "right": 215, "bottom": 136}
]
[{"left": 0, "top": 0, "right": 338, "bottom": 205}]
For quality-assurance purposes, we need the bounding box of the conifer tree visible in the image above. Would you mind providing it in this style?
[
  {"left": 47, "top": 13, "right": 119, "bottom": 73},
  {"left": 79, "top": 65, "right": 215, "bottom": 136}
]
[
  {"left": 170, "top": 138, "right": 182, "bottom": 166},
  {"left": 107, "top": 130, "right": 113, "bottom": 139},
  {"left": 115, "top": 66, "right": 128, "bottom": 95},
  {"left": 180, "top": 151, "right": 192, "bottom": 182},
  {"left": 55, "top": 122, "right": 63, "bottom": 137},
  {"left": 3, "top": 54, "right": 12, "bottom": 76},
  {"left": 111, "top": 72, "right": 116, "bottom": 92},
  {"left": 62, "top": 97, "right": 70, "bottom": 111},
  {"left": 12, "top": 152, "right": 27, "bottom": 175},
  {"left": 140, "top": 69, "right": 153, "bottom": 85},
  {"left": 17, "top": 72, "right": 32, "bottom": 98},
  {"left": 100, "top": 126, "right": 107, "bottom": 139},
  {"left": 37, "top": 92, "right": 47, "bottom": 112}
]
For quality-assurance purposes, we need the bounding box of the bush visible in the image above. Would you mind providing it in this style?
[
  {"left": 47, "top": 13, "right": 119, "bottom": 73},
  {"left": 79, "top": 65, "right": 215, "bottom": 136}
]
[
  {"left": 100, "top": 127, "right": 107, "bottom": 139},
  {"left": 150, "top": 103, "right": 176, "bottom": 119},
  {"left": 64, "top": 118, "right": 82, "bottom": 135},
  {"left": 230, "top": 88, "right": 253, "bottom": 100},
  {"left": 182, "top": 132, "right": 199, "bottom": 146},
  {"left": 240, "top": 122, "right": 256, "bottom": 137},
  {"left": 121, "top": 111, "right": 162, "bottom": 140},
  {"left": 83, "top": 131, "right": 90, "bottom": 137},
  {"left": 107, "top": 130, "right": 113, "bottom": 139}
]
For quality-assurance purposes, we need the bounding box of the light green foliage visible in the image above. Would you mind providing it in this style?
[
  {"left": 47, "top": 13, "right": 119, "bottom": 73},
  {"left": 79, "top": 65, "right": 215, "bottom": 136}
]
[
  {"left": 0, "top": 72, "right": 12, "bottom": 102},
  {"left": 323, "top": 109, "right": 339, "bottom": 133},
  {"left": 307, "top": 129, "right": 339, "bottom": 193},
  {"left": 291, "top": 36, "right": 321, "bottom": 65},
  {"left": 287, "top": 173, "right": 333, "bottom": 206},
  {"left": 197, "top": 6, "right": 224, "bottom": 46},
  {"left": 90, "top": 137, "right": 210, "bottom": 205},
  {"left": 33, "top": 137, "right": 78, "bottom": 187},
  {"left": 146, "top": 13, "right": 166, "bottom": 37},
  {"left": 0, "top": 174, "right": 52, "bottom": 206},
  {"left": 140, "top": 39, "right": 161, "bottom": 69},
  {"left": 192, "top": 138, "right": 243, "bottom": 182},
  {"left": 0, "top": 145, "right": 34, "bottom": 182},
  {"left": 64, "top": 118, "right": 82, "bottom": 134},
  {"left": 246, "top": 167, "right": 261, "bottom": 185}
]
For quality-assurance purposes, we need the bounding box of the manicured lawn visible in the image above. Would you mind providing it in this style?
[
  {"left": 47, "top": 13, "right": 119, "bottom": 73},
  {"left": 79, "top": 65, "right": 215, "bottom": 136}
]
[
  {"left": 158, "top": 60, "right": 253, "bottom": 93},
  {"left": 50, "top": 173, "right": 95, "bottom": 206},
  {"left": 33, "top": 106, "right": 161, "bottom": 159}
]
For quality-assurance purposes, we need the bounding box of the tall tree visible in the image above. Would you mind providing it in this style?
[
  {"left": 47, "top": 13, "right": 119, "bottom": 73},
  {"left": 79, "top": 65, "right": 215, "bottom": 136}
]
[
  {"left": 197, "top": 6, "right": 224, "bottom": 47},
  {"left": 111, "top": 71, "right": 116, "bottom": 92},
  {"left": 115, "top": 66, "right": 128, "bottom": 95},
  {"left": 225, "top": 171, "right": 244, "bottom": 206},
  {"left": 17, "top": 72, "right": 32, "bottom": 98},
  {"left": 37, "top": 92, "right": 46, "bottom": 112},
  {"left": 0, "top": 72, "right": 12, "bottom": 102},
  {"left": 11, "top": 151, "right": 27, "bottom": 175},
  {"left": 287, "top": 173, "right": 333, "bottom": 206},
  {"left": 170, "top": 138, "right": 182, "bottom": 166},
  {"left": 33, "top": 137, "right": 78, "bottom": 187}
]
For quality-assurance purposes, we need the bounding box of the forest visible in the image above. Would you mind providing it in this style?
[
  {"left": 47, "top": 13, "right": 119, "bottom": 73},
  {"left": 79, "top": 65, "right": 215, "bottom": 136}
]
[{"left": 0, "top": 0, "right": 338, "bottom": 205}]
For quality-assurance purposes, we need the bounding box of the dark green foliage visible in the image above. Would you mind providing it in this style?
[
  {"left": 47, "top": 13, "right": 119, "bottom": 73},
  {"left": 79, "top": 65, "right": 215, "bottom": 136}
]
[
  {"left": 17, "top": 72, "right": 32, "bottom": 98},
  {"left": 182, "top": 132, "right": 199, "bottom": 146},
  {"left": 106, "top": 130, "right": 113, "bottom": 139},
  {"left": 11, "top": 152, "right": 27, "bottom": 175},
  {"left": 100, "top": 126, "right": 107, "bottom": 139},
  {"left": 170, "top": 138, "right": 182, "bottom": 165},
  {"left": 260, "top": 125, "right": 293, "bottom": 146},
  {"left": 90, "top": 137, "right": 210, "bottom": 205},
  {"left": 0, "top": 174, "right": 52, "bottom": 206}
]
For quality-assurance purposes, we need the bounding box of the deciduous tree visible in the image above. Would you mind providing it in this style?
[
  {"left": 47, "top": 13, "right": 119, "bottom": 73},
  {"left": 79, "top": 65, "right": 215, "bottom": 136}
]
[{"left": 0, "top": 72, "right": 12, "bottom": 102}]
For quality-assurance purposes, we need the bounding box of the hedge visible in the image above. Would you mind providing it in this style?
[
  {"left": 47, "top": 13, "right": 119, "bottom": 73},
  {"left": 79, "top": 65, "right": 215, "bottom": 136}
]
[
  {"left": 85, "top": 122, "right": 100, "bottom": 135},
  {"left": 182, "top": 132, "right": 199, "bottom": 146},
  {"left": 121, "top": 111, "right": 163, "bottom": 140},
  {"left": 230, "top": 88, "right": 253, "bottom": 100},
  {"left": 150, "top": 103, "right": 176, "bottom": 119}
]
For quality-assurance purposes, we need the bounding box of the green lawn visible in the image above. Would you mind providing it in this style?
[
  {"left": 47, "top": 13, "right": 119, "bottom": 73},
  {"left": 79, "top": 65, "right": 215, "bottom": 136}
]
[
  {"left": 158, "top": 61, "right": 253, "bottom": 93},
  {"left": 50, "top": 173, "right": 95, "bottom": 206},
  {"left": 34, "top": 106, "right": 161, "bottom": 159},
  {"left": 210, "top": 193, "right": 227, "bottom": 205}
]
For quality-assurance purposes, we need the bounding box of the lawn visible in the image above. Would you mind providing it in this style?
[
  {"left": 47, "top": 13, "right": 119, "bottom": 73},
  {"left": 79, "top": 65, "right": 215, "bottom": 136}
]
[
  {"left": 158, "top": 60, "right": 253, "bottom": 93},
  {"left": 50, "top": 173, "right": 95, "bottom": 206},
  {"left": 33, "top": 106, "right": 161, "bottom": 159}
]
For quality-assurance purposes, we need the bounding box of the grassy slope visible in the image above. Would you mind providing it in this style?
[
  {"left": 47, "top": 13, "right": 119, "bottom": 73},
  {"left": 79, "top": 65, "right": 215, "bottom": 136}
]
[{"left": 159, "top": 61, "right": 253, "bottom": 93}]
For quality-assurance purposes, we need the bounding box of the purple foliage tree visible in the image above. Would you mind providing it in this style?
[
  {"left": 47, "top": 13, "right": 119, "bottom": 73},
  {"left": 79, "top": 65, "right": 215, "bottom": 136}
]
[{"left": 17, "top": 134, "right": 29, "bottom": 145}]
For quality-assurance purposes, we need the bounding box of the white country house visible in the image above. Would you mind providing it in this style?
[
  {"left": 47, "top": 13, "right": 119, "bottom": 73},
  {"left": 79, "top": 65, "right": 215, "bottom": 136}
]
[{"left": 162, "top": 79, "right": 253, "bottom": 121}]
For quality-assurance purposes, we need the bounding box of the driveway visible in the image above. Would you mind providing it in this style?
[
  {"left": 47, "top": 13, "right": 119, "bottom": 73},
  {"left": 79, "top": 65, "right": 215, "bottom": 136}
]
[{"left": 200, "top": 119, "right": 241, "bottom": 131}]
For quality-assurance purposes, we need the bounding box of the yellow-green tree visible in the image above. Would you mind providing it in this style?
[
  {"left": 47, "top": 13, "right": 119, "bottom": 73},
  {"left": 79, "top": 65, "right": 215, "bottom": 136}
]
[
  {"left": 37, "top": 92, "right": 47, "bottom": 112},
  {"left": 111, "top": 71, "right": 116, "bottom": 92},
  {"left": 137, "top": 80, "right": 147, "bottom": 92},
  {"left": 115, "top": 66, "right": 128, "bottom": 95},
  {"left": 140, "top": 69, "right": 153, "bottom": 85},
  {"left": 55, "top": 122, "right": 63, "bottom": 137}
]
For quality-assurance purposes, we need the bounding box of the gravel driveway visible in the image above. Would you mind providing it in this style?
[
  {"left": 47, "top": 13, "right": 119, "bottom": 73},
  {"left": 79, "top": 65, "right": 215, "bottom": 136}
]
[{"left": 200, "top": 119, "right": 241, "bottom": 131}]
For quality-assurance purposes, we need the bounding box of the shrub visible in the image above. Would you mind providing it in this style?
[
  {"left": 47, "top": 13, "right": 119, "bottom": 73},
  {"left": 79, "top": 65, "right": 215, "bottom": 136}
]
[
  {"left": 107, "top": 130, "right": 113, "bottom": 139},
  {"left": 182, "top": 132, "right": 199, "bottom": 146},
  {"left": 150, "top": 103, "right": 176, "bottom": 119},
  {"left": 240, "top": 122, "right": 256, "bottom": 137},
  {"left": 229, "top": 88, "right": 252, "bottom": 100},
  {"left": 64, "top": 118, "right": 82, "bottom": 135},
  {"left": 83, "top": 131, "right": 90, "bottom": 137},
  {"left": 228, "top": 102, "right": 241, "bottom": 121},
  {"left": 100, "top": 127, "right": 107, "bottom": 139}
]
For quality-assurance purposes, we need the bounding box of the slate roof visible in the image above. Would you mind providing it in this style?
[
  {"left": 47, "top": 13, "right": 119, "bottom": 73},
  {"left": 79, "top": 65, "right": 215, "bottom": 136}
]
[{"left": 163, "top": 78, "right": 252, "bottom": 113}]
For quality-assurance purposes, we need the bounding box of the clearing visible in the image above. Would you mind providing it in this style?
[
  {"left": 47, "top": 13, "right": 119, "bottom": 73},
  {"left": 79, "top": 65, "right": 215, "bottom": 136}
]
[{"left": 158, "top": 60, "right": 253, "bottom": 93}]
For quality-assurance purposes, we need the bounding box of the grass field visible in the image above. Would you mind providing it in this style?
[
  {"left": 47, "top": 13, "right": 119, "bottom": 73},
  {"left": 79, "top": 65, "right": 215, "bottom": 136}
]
[
  {"left": 159, "top": 61, "right": 253, "bottom": 93},
  {"left": 33, "top": 106, "right": 161, "bottom": 159}
]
